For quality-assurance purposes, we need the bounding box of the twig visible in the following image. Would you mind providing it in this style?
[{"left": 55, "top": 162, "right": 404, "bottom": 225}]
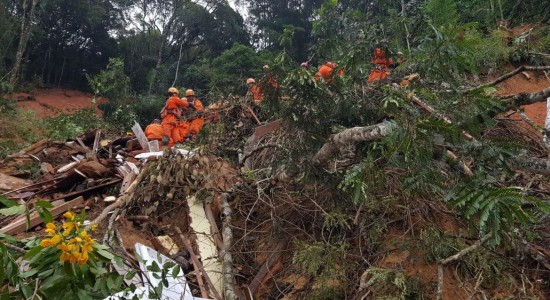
[
  {"left": 86, "top": 170, "right": 145, "bottom": 230},
  {"left": 30, "top": 278, "right": 40, "bottom": 300},
  {"left": 247, "top": 106, "right": 262, "bottom": 125},
  {"left": 436, "top": 233, "right": 492, "bottom": 300},
  {"left": 5, "top": 243, "right": 26, "bottom": 254},
  {"left": 239, "top": 143, "right": 282, "bottom": 166}
]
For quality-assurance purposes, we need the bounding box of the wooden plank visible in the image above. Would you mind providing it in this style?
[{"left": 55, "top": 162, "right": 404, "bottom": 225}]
[
  {"left": 148, "top": 140, "right": 159, "bottom": 152},
  {"left": 204, "top": 202, "right": 223, "bottom": 251},
  {"left": 52, "top": 178, "right": 121, "bottom": 201},
  {"left": 93, "top": 130, "right": 101, "bottom": 152},
  {"left": 9, "top": 139, "right": 49, "bottom": 156},
  {"left": 57, "top": 161, "right": 78, "bottom": 173},
  {"left": 0, "top": 196, "right": 84, "bottom": 235},
  {"left": 0, "top": 173, "right": 33, "bottom": 192},
  {"left": 252, "top": 119, "right": 283, "bottom": 139},
  {"left": 75, "top": 138, "right": 91, "bottom": 152},
  {"left": 131, "top": 121, "right": 150, "bottom": 151},
  {"left": 248, "top": 241, "right": 286, "bottom": 294},
  {"left": 119, "top": 171, "right": 137, "bottom": 194}
]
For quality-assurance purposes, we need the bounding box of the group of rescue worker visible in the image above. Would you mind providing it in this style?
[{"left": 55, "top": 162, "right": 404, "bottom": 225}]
[
  {"left": 145, "top": 87, "right": 204, "bottom": 147},
  {"left": 245, "top": 47, "right": 405, "bottom": 106},
  {"left": 144, "top": 47, "right": 403, "bottom": 148}
]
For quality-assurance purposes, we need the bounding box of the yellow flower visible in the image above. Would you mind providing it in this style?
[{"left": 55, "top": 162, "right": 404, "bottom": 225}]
[
  {"left": 91, "top": 224, "right": 98, "bottom": 231},
  {"left": 50, "top": 234, "right": 62, "bottom": 245},
  {"left": 57, "top": 242, "right": 74, "bottom": 252},
  {"left": 45, "top": 228, "right": 56, "bottom": 236},
  {"left": 62, "top": 221, "right": 76, "bottom": 231},
  {"left": 82, "top": 243, "right": 93, "bottom": 253},
  {"left": 74, "top": 237, "right": 83, "bottom": 243},
  {"left": 60, "top": 252, "right": 70, "bottom": 262},
  {"left": 80, "top": 230, "right": 88, "bottom": 238},
  {"left": 40, "top": 238, "right": 53, "bottom": 247},
  {"left": 46, "top": 223, "right": 57, "bottom": 230},
  {"left": 40, "top": 234, "right": 62, "bottom": 247},
  {"left": 63, "top": 211, "right": 75, "bottom": 220},
  {"left": 77, "top": 251, "right": 89, "bottom": 265},
  {"left": 69, "top": 252, "right": 80, "bottom": 264}
]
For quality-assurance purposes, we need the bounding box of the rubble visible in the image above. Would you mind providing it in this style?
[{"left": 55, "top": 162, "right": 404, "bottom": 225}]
[{"left": 0, "top": 123, "right": 244, "bottom": 299}]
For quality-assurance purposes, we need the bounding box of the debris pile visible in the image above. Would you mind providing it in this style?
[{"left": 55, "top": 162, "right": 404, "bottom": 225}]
[{"left": 0, "top": 124, "right": 242, "bottom": 299}]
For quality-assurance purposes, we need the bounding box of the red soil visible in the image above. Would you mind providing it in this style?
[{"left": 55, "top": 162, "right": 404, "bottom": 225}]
[{"left": 11, "top": 88, "right": 105, "bottom": 118}]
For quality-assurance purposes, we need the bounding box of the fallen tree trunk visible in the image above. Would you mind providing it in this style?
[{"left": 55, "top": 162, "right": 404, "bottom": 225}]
[
  {"left": 313, "top": 120, "right": 397, "bottom": 168},
  {"left": 462, "top": 66, "right": 550, "bottom": 93},
  {"left": 221, "top": 193, "right": 239, "bottom": 300}
]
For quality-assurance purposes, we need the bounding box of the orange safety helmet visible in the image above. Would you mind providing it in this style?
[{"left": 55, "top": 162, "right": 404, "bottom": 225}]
[
  {"left": 374, "top": 48, "right": 386, "bottom": 58},
  {"left": 168, "top": 87, "right": 179, "bottom": 95},
  {"left": 246, "top": 78, "right": 255, "bottom": 84},
  {"left": 185, "top": 89, "right": 195, "bottom": 97}
]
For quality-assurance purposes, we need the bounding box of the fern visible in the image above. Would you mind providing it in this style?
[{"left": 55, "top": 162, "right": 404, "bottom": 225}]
[{"left": 446, "top": 186, "right": 550, "bottom": 246}]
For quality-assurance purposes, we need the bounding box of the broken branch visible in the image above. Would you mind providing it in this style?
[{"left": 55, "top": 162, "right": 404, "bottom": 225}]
[{"left": 462, "top": 66, "right": 550, "bottom": 93}]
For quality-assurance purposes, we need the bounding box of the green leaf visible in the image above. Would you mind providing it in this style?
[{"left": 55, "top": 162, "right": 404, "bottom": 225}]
[
  {"left": 77, "top": 288, "right": 94, "bottom": 300},
  {"left": 0, "top": 196, "right": 17, "bottom": 207},
  {"left": 34, "top": 200, "right": 53, "bottom": 209},
  {"left": 0, "top": 205, "right": 25, "bottom": 216},
  {"left": 95, "top": 249, "right": 114, "bottom": 260},
  {"left": 125, "top": 270, "right": 137, "bottom": 280},
  {"left": 172, "top": 264, "right": 181, "bottom": 278},
  {"left": 147, "top": 261, "right": 161, "bottom": 273},
  {"left": 23, "top": 245, "right": 43, "bottom": 260},
  {"left": 0, "top": 233, "right": 18, "bottom": 243},
  {"left": 19, "top": 269, "right": 39, "bottom": 278}
]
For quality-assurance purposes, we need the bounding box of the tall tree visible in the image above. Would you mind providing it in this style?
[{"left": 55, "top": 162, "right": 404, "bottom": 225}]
[
  {"left": 9, "top": 0, "right": 39, "bottom": 85},
  {"left": 237, "top": 0, "right": 324, "bottom": 61}
]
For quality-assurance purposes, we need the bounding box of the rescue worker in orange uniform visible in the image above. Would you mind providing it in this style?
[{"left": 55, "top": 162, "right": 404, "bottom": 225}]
[
  {"left": 367, "top": 48, "right": 398, "bottom": 82},
  {"left": 160, "top": 87, "right": 188, "bottom": 146},
  {"left": 145, "top": 119, "right": 164, "bottom": 141},
  {"left": 246, "top": 78, "right": 263, "bottom": 105},
  {"left": 183, "top": 89, "right": 205, "bottom": 142},
  {"left": 315, "top": 62, "right": 344, "bottom": 83}
]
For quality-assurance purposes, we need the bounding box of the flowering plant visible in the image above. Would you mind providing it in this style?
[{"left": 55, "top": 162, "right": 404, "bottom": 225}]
[
  {"left": 15, "top": 210, "right": 126, "bottom": 299},
  {"left": 39, "top": 211, "right": 97, "bottom": 265}
]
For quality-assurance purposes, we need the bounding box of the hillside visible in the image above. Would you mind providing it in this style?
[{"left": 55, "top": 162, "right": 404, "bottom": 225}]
[{"left": 2, "top": 0, "right": 550, "bottom": 299}]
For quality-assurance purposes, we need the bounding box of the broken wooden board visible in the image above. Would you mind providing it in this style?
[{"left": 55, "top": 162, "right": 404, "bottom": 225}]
[
  {"left": 76, "top": 160, "right": 112, "bottom": 178},
  {"left": 252, "top": 119, "right": 284, "bottom": 140},
  {"left": 0, "top": 173, "right": 33, "bottom": 192},
  {"left": 248, "top": 240, "right": 286, "bottom": 294},
  {"left": 131, "top": 121, "right": 150, "bottom": 152},
  {"left": 0, "top": 196, "right": 84, "bottom": 235},
  {"left": 188, "top": 196, "right": 224, "bottom": 295}
]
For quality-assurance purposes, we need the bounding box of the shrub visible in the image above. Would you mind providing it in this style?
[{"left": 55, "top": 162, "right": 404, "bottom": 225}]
[{"left": 43, "top": 109, "right": 108, "bottom": 141}]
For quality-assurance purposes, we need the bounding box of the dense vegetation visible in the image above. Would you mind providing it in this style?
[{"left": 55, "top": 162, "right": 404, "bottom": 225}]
[{"left": 1, "top": 0, "right": 550, "bottom": 298}]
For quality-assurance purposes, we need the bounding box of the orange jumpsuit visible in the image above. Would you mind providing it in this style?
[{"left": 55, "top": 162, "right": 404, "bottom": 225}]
[
  {"left": 187, "top": 99, "right": 205, "bottom": 136},
  {"left": 247, "top": 85, "right": 263, "bottom": 105},
  {"left": 145, "top": 124, "right": 164, "bottom": 141},
  {"left": 315, "top": 64, "right": 344, "bottom": 83},
  {"left": 161, "top": 96, "right": 188, "bottom": 145},
  {"left": 368, "top": 48, "right": 393, "bottom": 82}
]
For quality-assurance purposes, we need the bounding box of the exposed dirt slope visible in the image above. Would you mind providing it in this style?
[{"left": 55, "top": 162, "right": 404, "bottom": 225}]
[{"left": 11, "top": 88, "right": 104, "bottom": 118}]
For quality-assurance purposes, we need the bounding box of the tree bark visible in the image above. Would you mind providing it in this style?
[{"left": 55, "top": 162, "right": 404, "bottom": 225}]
[
  {"left": 312, "top": 120, "right": 397, "bottom": 168},
  {"left": 9, "top": 0, "right": 39, "bottom": 86},
  {"left": 221, "top": 193, "right": 239, "bottom": 300}
]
